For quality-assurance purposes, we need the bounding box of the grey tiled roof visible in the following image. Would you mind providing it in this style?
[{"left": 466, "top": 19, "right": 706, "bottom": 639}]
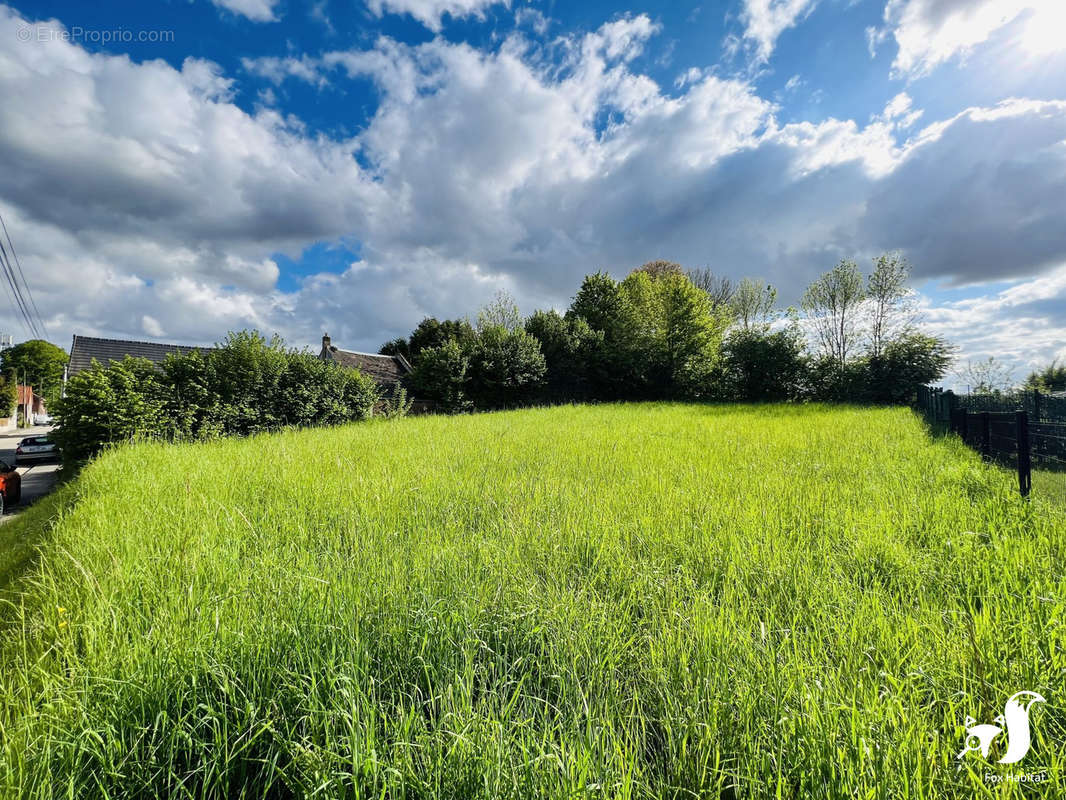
[
  {"left": 67, "top": 335, "right": 207, "bottom": 378},
  {"left": 320, "top": 345, "right": 411, "bottom": 385}
]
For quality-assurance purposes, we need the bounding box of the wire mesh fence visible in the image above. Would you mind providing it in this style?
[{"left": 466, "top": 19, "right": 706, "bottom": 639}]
[{"left": 918, "top": 386, "right": 1066, "bottom": 507}]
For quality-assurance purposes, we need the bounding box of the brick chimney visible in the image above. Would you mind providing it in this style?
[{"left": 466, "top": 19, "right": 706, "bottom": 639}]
[{"left": 322, "top": 333, "right": 331, "bottom": 350}]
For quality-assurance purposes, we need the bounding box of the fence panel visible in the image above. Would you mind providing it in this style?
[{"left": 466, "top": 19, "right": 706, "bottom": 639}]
[{"left": 918, "top": 386, "right": 1049, "bottom": 499}]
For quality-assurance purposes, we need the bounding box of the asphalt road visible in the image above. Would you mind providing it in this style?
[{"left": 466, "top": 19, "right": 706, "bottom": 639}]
[{"left": 0, "top": 425, "right": 60, "bottom": 521}]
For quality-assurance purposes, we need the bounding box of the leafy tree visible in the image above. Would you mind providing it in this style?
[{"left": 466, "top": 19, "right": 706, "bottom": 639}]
[
  {"left": 206, "top": 331, "right": 289, "bottom": 435},
  {"left": 569, "top": 272, "right": 629, "bottom": 333},
  {"left": 958, "top": 356, "right": 1015, "bottom": 395},
  {"left": 729, "top": 278, "right": 778, "bottom": 331},
  {"left": 340, "top": 367, "right": 381, "bottom": 420},
  {"left": 525, "top": 310, "right": 602, "bottom": 401},
  {"left": 410, "top": 340, "right": 472, "bottom": 413},
  {"left": 805, "top": 356, "right": 873, "bottom": 402},
  {"left": 387, "top": 317, "right": 477, "bottom": 366},
  {"left": 722, "top": 324, "right": 807, "bottom": 402},
  {"left": 656, "top": 272, "right": 729, "bottom": 398},
  {"left": 1, "top": 339, "right": 68, "bottom": 405},
  {"left": 866, "top": 332, "right": 954, "bottom": 404},
  {"left": 1023, "top": 361, "right": 1066, "bottom": 393},
  {"left": 161, "top": 349, "right": 222, "bottom": 439},
  {"left": 616, "top": 269, "right": 730, "bottom": 399},
  {"left": 0, "top": 375, "right": 17, "bottom": 421},
  {"left": 567, "top": 272, "right": 642, "bottom": 398},
  {"left": 273, "top": 351, "right": 353, "bottom": 428},
  {"left": 866, "top": 252, "right": 915, "bottom": 358},
  {"left": 378, "top": 337, "right": 411, "bottom": 362},
  {"left": 633, "top": 260, "right": 685, "bottom": 280},
  {"left": 477, "top": 290, "right": 523, "bottom": 332},
  {"left": 802, "top": 259, "right": 866, "bottom": 369},
  {"left": 52, "top": 357, "right": 169, "bottom": 463},
  {"left": 466, "top": 326, "right": 547, "bottom": 409}
]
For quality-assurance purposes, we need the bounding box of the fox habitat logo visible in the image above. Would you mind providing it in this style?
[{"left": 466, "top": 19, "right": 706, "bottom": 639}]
[{"left": 957, "top": 690, "right": 1045, "bottom": 764}]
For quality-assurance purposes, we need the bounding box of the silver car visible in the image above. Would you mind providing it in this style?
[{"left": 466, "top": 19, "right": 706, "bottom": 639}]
[{"left": 15, "top": 435, "right": 58, "bottom": 464}]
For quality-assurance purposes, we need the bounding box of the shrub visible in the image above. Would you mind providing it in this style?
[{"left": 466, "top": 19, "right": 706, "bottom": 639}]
[
  {"left": 721, "top": 327, "right": 808, "bottom": 402},
  {"left": 466, "top": 326, "right": 547, "bottom": 409},
  {"left": 524, "top": 310, "right": 602, "bottom": 401},
  {"left": 866, "top": 332, "right": 954, "bottom": 404},
  {"left": 53, "top": 332, "right": 381, "bottom": 463},
  {"left": 52, "top": 357, "right": 169, "bottom": 463},
  {"left": 410, "top": 340, "right": 472, "bottom": 413}
]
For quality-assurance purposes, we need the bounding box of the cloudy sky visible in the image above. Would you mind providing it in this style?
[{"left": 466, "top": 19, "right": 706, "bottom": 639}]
[{"left": 1, "top": 0, "right": 1065, "bottom": 381}]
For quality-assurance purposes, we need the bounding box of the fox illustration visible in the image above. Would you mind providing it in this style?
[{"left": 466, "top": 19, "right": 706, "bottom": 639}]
[{"left": 957, "top": 690, "right": 1046, "bottom": 763}]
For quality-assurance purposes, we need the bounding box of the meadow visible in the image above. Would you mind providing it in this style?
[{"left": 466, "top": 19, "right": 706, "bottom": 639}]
[{"left": 0, "top": 403, "right": 1063, "bottom": 798}]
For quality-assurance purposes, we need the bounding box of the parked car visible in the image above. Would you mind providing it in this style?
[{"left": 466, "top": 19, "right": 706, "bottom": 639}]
[
  {"left": 15, "top": 436, "right": 59, "bottom": 464},
  {"left": 0, "top": 461, "right": 20, "bottom": 514}
]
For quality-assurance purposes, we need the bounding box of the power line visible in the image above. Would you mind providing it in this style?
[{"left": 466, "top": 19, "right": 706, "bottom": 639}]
[
  {"left": 0, "top": 215, "right": 46, "bottom": 339},
  {"left": 0, "top": 237, "right": 37, "bottom": 339}
]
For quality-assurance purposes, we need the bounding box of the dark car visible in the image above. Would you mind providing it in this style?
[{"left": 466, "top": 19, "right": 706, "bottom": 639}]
[
  {"left": 0, "top": 461, "right": 20, "bottom": 514},
  {"left": 15, "top": 436, "right": 59, "bottom": 464}
]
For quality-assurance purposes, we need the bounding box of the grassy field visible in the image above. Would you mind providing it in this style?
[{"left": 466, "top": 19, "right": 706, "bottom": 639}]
[{"left": 0, "top": 403, "right": 1063, "bottom": 798}]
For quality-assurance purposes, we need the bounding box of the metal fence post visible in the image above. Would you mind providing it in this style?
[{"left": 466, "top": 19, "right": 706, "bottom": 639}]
[
  {"left": 1016, "top": 410, "right": 1031, "bottom": 498},
  {"left": 980, "top": 411, "right": 990, "bottom": 459}
]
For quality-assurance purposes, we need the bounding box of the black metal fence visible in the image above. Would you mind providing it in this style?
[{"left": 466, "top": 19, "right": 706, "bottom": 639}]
[{"left": 918, "top": 386, "right": 1066, "bottom": 502}]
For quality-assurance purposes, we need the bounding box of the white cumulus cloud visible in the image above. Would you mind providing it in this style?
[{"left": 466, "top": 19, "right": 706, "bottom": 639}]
[
  {"left": 1, "top": 6, "right": 1066, "bottom": 375},
  {"left": 739, "top": 0, "right": 818, "bottom": 64},
  {"left": 364, "top": 0, "right": 509, "bottom": 32},
  {"left": 211, "top": 0, "right": 281, "bottom": 23}
]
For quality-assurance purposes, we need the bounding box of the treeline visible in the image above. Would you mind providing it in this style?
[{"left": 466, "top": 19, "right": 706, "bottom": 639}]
[
  {"left": 381, "top": 256, "right": 954, "bottom": 411},
  {"left": 53, "top": 332, "right": 381, "bottom": 463}
]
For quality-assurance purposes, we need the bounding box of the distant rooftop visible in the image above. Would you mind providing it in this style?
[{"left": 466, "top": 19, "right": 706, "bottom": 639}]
[
  {"left": 67, "top": 335, "right": 208, "bottom": 379},
  {"left": 318, "top": 334, "right": 411, "bottom": 385}
]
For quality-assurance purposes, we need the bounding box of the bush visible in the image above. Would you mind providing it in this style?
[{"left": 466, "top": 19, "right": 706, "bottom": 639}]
[
  {"left": 53, "top": 332, "right": 382, "bottom": 464},
  {"left": 410, "top": 340, "right": 472, "bottom": 413},
  {"left": 525, "top": 310, "right": 602, "bottom": 401},
  {"left": 866, "top": 332, "right": 954, "bottom": 404},
  {"left": 52, "top": 357, "right": 170, "bottom": 463},
  {"left": 466, "top": 326, "right": 547, "bottom": 409},
  {"left": 721, "top": 327, "right": 808, "bottom": 402}
]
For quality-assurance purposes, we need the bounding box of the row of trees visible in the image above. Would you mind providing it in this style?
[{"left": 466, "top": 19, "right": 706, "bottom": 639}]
[
  {"left": 381, "top": 255, "right": 955, "bottom": 411},
  {"left": 53, "top": 332, "right": 381, "bottom": 463}
]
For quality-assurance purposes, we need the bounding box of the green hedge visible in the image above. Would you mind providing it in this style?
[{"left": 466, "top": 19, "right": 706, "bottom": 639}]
[{"left": 52, "top": 331, "right": 380, "bottom": 463}]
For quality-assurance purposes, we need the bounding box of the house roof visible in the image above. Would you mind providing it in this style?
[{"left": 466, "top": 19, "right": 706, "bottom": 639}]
[
  {"left": 321, "top": 345, "right": 411, "bottom": 385},
  {"left": 67, "top": 335, "right": 206, "bottom": 378}
]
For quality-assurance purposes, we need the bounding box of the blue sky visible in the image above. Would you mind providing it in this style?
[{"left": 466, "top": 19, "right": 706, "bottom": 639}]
[{"left": 2, "top": 0, "right": 1066, "bottom": 382}]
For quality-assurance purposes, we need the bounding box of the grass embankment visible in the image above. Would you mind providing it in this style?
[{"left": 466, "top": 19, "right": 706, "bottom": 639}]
[{"left": 0, "top": 403, "right": 1063, "bottom": 798}]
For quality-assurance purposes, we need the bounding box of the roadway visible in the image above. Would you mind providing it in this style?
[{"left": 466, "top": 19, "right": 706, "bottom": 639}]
[{"left": 0, "top": 425, "right": 59, "bottom": 522}]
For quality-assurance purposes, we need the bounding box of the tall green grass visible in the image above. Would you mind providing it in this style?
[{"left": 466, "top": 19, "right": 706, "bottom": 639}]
[{"left": 0, "top": 403, "right": 1063, "bottom": 798}]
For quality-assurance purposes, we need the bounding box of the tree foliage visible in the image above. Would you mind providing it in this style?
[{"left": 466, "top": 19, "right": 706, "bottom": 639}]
[
  {"left": 1023, "top": 361, "right": 1066, "bottom": 393},
  {"left": 1, "top": 339, "right": 68, "bottom": 405},
  {"left": 866, "top": 252, "right": 915, "bottom": 358},
  {"left": 525, "top": 310, "right": 601, "bottom": 401},
  {"left": 410, "top": 339, "right": 472, "bottom": 413},
  {"left": 466, "top": 326, "right": 547, "bottom": 409},
  {"left": 866, "top": 332, "right": 955, "bottom": 404},
  {"left": 729, "top": 278, "right": 778, "bottom": 331},
  {"left": 722, "top": 325, "right": 807, "bottom": 402},
  {"left": 53, "top": 332, "right": 380, "bottom": 463},
  {"left": 959, "top": 356, "right": 1015, "bottom": 395},
  {"left": 802, "top": 260, "right": 866, "bottom": 369},
  {"left": 382, "top": 317, "right": 476, "bottom": 366}
]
